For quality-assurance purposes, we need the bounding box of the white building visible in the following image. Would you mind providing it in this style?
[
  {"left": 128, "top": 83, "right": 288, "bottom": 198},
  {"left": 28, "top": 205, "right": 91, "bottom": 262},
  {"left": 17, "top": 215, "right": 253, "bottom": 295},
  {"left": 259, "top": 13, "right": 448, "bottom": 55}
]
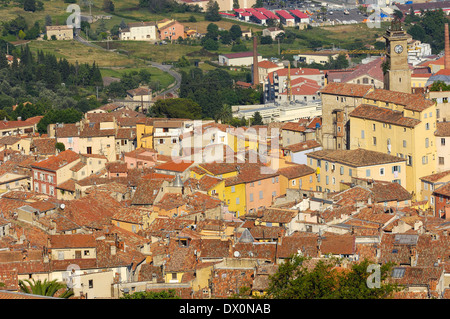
[
  {"left": 218, "top": 51, "right": 263, "bottom": 67},
  {"left": 232, "top": 100, "right": 322, "bottom": 124},
  {"left": 119, "top": 22, "right": 157, "bottom": 41}
]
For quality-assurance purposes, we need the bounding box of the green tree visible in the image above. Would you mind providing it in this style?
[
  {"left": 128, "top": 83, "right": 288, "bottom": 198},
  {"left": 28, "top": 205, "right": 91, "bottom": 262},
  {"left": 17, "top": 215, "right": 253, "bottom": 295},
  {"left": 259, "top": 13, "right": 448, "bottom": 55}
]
[
  {"left": 266, "top": 256, "right": 399, "bottom": 299},
  {"left": 250, "top": 111, "right": 263, "bottom": 125},
  {"left": 429, "top": 80, "right": 450, "bottom": 92},
  {"left": 151, "top": 98, "right": 202, "bottom": 119},
  {"left": 205, "top": 0, "right": 221, "bottom": 21},
  {"left": 19, "top": 279, "right": 74, "bottom": 298},
  {"left": 55, "top": 142, "right": 65, "bottom": 152},
  {"left": 102, "top": 0, "right": 115, "bottom": 12},
  {"left": 233, "top": 0, "right": 239, "bottom": 9},
  {"left": 229, "top": 24, "right": 242, "bottom": 41},
  {"left": 23, "top": 0, "right": 36, "bottom": 12},
  {"left": 120, "top": 289, "right": 180, "bottom": 299},
  {"left": 202, "top": 38, "right": 219, "bottom": 50}
]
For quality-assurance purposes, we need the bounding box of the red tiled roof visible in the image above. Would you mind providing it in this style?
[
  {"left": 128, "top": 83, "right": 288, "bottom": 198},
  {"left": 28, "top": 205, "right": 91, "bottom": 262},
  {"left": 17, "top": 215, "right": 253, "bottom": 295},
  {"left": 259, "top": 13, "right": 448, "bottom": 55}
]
[
  {"left": 307, "top": 148, "right": 405, "bottom": 167},
  {"left": 278, "top": 164, "right": 315, "bottom": 179},
  {"left": 420, "top": 170, "right": 450, "bottom": 183},
  {"left": 154, "top": 160, "right": 194, "bottom": 173},
  {"left": 349, "top": 104, "right": 422, "bottom": 128},
  {"left": 435, "top": 121, "right": 450, "bottom": 137},
  {"left": 320, "top": 82, "right": 372, "bottom": 97},
  {"left": 364, "top": 89, "right": 434, "bottom": 112},
  {"left": 282, "top": 140, "right": 322, "bottom": 153},
  {"left": 49, "top": 234, "right": 97, "bottom": 249},
  {"left": 31, "top": 150, "right": 80, "bottom": 172},
  {"left": 433, "top": 182, "right": 450, "bottom": 197},
  {"left": 258, "top": 60, "right": 280, "bottom": 69}
]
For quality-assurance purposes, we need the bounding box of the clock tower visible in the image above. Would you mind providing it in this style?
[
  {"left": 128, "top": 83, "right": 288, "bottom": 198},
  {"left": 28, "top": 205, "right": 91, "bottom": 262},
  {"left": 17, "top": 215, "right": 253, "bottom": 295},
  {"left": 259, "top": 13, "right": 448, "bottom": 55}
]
[{"left": 383, "top": 19, "right": 411, "bottom": 94}]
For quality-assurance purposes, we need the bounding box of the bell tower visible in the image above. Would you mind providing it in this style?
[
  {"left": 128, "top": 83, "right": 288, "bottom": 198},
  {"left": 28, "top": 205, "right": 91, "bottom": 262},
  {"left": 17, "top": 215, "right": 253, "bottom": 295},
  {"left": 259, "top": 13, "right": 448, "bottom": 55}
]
[{"left": 383, "top": 19, "right": 411, "bottom": 94}]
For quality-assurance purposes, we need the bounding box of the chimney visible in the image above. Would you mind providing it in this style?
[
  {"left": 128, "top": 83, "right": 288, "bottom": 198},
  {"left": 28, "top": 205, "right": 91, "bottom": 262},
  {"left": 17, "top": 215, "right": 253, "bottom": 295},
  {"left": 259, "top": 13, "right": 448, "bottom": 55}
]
[
  {"left": 252, "top": 36, "right": 259, "bottom": 87},
  {"left": 445, "top": 23, "right": 450, "bottom": 70}
]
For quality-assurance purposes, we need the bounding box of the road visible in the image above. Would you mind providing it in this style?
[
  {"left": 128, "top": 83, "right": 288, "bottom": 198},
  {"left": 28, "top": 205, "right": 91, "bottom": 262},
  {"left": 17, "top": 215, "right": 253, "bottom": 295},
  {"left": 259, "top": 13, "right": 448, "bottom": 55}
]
[{"left": 148, "top": 61, "right": 182, "bottom": 97}]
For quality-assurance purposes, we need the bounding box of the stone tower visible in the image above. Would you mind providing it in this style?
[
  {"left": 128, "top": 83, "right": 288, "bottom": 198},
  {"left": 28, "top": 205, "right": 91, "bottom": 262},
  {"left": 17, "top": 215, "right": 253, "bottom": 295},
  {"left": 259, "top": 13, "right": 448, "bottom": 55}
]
[{"left": 383, "top": 19, "right": 411, "bottom": 94}]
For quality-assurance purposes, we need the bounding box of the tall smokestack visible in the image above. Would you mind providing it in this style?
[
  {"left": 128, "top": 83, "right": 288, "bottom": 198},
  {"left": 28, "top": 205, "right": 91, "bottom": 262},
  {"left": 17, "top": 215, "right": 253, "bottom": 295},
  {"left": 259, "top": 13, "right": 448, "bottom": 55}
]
[
  {"left": 252, "top": 36, "right": 259, "bottom": 87},
  {"left": 445, "top": 23, "right": 450, "bottom": 70}
]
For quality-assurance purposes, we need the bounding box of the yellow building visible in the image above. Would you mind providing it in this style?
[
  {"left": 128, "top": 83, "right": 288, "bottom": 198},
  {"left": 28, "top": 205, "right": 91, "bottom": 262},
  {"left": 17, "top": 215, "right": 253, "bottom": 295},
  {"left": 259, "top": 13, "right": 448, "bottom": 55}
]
[
  {"left": 136, "top": 118, "right": 156, "bottom": 149},
  {"left": 278, "top": 163, "right": 316, "bottom": 194},
  {"left": 307, "top": 148, "right": 407, "bottom": 193},
  {"left": 348, "top": 90, "right": 436, "bottom": 199}
]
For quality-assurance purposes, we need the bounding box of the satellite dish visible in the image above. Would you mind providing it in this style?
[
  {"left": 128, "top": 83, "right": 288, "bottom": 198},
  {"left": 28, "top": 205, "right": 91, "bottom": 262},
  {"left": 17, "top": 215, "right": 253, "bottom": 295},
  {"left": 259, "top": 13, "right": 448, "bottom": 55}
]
[
  {"left": 60, "top": 204, "right": 65, "bottom": 210},
  {"left": 234, "top": 251, "right": 241, "bottom": 258}
]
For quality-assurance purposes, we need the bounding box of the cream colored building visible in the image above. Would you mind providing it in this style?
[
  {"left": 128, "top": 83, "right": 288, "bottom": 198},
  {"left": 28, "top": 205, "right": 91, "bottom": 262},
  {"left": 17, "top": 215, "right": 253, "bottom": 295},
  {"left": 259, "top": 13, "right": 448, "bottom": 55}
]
[
  {"left": 119, "top": 22, "right": 157, "bottom": 41},
  {"left": 46, "top": 25, "right": 74, "bottom": 40},
  {"left": 435, "top": 121, "right": 450, "bottom": 172},
  {"left": 307, "top": 148, "right": 407, "bottom": 193},
  {"left": 0, "top": 172, "right": 29, "bottom": 192}
]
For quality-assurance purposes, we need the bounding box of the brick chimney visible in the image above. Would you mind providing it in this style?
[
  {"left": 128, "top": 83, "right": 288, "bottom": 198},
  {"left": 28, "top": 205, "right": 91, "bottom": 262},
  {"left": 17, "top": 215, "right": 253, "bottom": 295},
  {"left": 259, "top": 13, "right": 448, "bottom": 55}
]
[
  {"left": 252, "top": 36, "right": 259, "bottom": 87},
  {"left": 445, "top": 23, "right": 450, "bottom": 69}
]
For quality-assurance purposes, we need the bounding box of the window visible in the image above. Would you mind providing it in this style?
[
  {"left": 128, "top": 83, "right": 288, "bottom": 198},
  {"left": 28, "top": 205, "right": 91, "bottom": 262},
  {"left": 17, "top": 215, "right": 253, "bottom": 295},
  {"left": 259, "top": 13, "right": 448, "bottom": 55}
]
[
  {"left": 236, "top": 197, "right": 240, "bottom": 205},
  {"left": 250, "top": 193, "right": 254, "bottom": 202},
  {"left": 132, "top": 225, "right": 137, "bottom": 233},
  {"left": 231, "top": 186, "right": 235, "bottom": 193},
  {"left": 340, "top": 166, "right": 344, "bottom": 175},
  {"left": 272, "top": 191, "right": 277, "bottom": 197},
  {"left": 372, "top": 123, "right": 376, "bottom": 131},
  {"left": 361, "top": 130, "right": 365, "bottom": 139},
  {"left": 326, "top": 176, "right": 329, "bottom": 185},
  {"left": 425, "top": 138, "right": 429, "bottom": 148},
  {"left": 403, "top": 140, "right": 407, "bottom": 148},
  {"left": 407, "top": 156, "right": 412, "bottom": 166},
  {"left": 439, "top": 157, "right": 445, "bottom": 165},
  {"left": 325, "top": 162, "right": 329, "bottom": 172},
  {"left": 84, "top": 250, "right": 90, "bottom": 256},
  {"left": 425, "top": 123, "right": 430, "bottom": 130},
  {"left": 259, "top": 191, "right": 263, "bottom": 199},
  {"left": 422, "top": 156, "right": 428, "bottom": 165},
  {"left": 442, "top": 138, "right": 446, "bottom": 146},
  {"left": 332, "top": 177, "right": 336, "bottom": 185},
  {"left": 373, "top": 136, "right": 377, "bottom": 146},
  {"left": 349, "top": 168, "right": 352, "bottom": 177},
  {"left": 292, "top": 180, "right": 296, "bottom": 186},
  {"left": 380, "top": 168, "right": 385, "bottom": 176},
  {"left": 366, "top": 169, "right": 371, "bottom": 177}
]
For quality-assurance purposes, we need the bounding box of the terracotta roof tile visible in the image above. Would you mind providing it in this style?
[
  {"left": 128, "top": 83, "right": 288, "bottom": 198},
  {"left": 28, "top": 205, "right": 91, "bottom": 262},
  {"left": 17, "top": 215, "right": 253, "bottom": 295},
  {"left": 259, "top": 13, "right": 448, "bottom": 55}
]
[
  {"left": 31, "top": 150, "right": 80, "bottom": 171},
  {"left": 320, "top": 82, "right": 372, "bottom": 97},
  {"left": 349, "top": 104, "right": 422, "bottom": 127},
  {"left": 435, "top": 121, "right": 450, "bottom": 137},
  {"left": 365, "top": 89, "right": 434, "bottom": 112},
  {"left": 307, "top": 148, "right": 405, "bottom": 167}
]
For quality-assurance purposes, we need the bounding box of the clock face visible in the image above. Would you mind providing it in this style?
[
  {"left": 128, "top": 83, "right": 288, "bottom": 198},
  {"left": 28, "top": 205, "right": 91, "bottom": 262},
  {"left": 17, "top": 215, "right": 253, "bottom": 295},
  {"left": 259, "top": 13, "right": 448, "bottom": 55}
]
[{"left": 394, "top": 44, "right": 403, "bottom": 54}]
